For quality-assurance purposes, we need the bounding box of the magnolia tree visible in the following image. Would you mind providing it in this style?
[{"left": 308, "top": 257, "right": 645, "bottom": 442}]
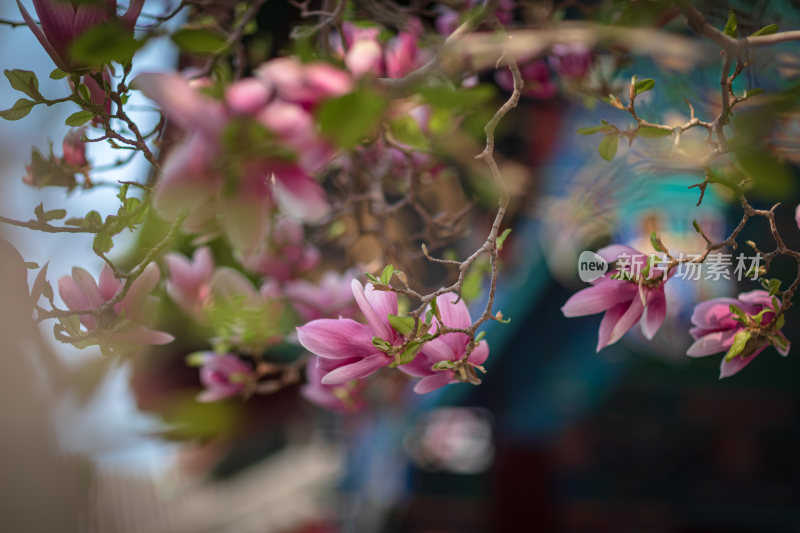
[{"left": 2, "top": 0, "right": 800, "bottom": 413}]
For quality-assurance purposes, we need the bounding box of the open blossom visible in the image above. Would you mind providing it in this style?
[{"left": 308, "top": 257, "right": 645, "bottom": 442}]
[
  {"left": 284, "top": 270, "right": 359, "bottom": 321},
  {"left": 165, "top": 246, "right": 214, "bottom": 319},
  {"left": 687, "top": 290, "right": 790, "bottom": 378},
  {"left": 561, "top": 245, "right": 669, "bottom": 351},
  {"left": 195, "top": 353, "right": 255, "bottom": 402},
  {"left": 296, "top": 280, "right": 400, "bottom": 385},
  {"left": 301, "top": 356, "right": 366, "bottom": 412},
  {"left": 57, "top": 263, "right": 174, "bottom": 346},
  {"left": 400, "top": 293, "right": 489, "bottom": 394},
  {"left": 134, "top": 58, "right": 351, "bottom": 253}
]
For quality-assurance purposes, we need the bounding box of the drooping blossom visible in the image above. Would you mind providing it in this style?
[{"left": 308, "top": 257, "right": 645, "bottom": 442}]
[
  {"left": 496, "top": 59, "right": 557, "bottom": 100},
  {"left": 134, "top": 58, "right": 351, "bottom": 253},
  {"left": 561, "top": 245, "right": 669, "bottom": 351},
  {"left": 165, "top": 246, "right": 214, "bottom": 319},
  {"left": 57, "top": 262, "right": 174, "bottom": 346},
  {"left": 194, "top": 352, "right": 255, "bottom": 402},
  {"left": 687, "top": 290, "right": 790, "bottom": 378},
  {"left": 296, "top": 280, "right": 400, "bottom": 385},
  {"left": 301, "top": 356, "right": 366, "bottom": 412},
  {"left": 61, "top": 128, "right": 87, "bottom": 168},
  {"left": 400, "top": 293, "right": 489, "bottom": 394},
  {"left": 284, "top": 270, "right": 360, "bottom": 321},
  {"left": 16, "top": 0, "right": 143, "bottom": 72},
  {"left": 549, "top": 43, "right": 593, "bottom": 80},
  {"left": 239, "top": 217, "right": 320, "bottom": 280}
]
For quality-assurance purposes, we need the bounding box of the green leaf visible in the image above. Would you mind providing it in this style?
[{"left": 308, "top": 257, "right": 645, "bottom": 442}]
[
  {"left": 389, "top": 115, "right": 429, "bottom": 149},
  {"left": 380, "top": 264, "right": 395, "bottom": 285},
  {"left": 371, "top": 336, "right": 392, "bottom": 352},
  {"left": 419, "top": 84, "right": 496, "bottom": 110},
  {"left": 597, "top": 134, "right": 618, "bottom": 161},
  {"left": 43, "top": 208, "right": 66, "bottom": 221},
  {"left": 171, "top": 27, "right": 228, "bottom": 55},
  {"left": 750, "top": 24, "right": 778, "bottom": 36},
  {"left": 65, "top": 110, "right": 95, "bottom": 127},
  {"left": 93, "top": 233, "right": 113, "bottom": 254},
  {"left": 744, "top": 88, "right": 764, "bottom": 99},
  {"left": 432, "top": 360, "right": 455, "bottom": 370},
  {"left": 0, "top": 98, "right": 37, "bottom": 120},
  {"left": 723, "top": 9, "right": 738, "bottom": 38},
  {"left": 729, "top": 305, "right": 747, "bottom": 324},
  {"left": 768, "top": 278, "right": 781, "bottom": 296},
  {"left": 724, "top": 329, "right": 751, "bottom": 361},
  {"left": 70, "top": 21, "right": 141, "bottom": 67},
  {"left": 692, "top": 219, "right": 701, "bottom": 233},
  {"left": 633, "top": 78, "right": 655, "bottom": 95},
  {"left": 637, "top": 126, "right": 672, "bottom": 138},
  {"left": 475, "top": 331, "right": 486, "bottom": 342},
  {"left": 391, "top": 340, "right": 423, "bottom": 367},
  {"left": 364, "top": 273, "right": 380, "bottom": 284},
  {"left": 496, "top": 228, "right": 512, "bottom": 249},
  {"left": 387, "top": 314, "right": 415, "bottom": 336},
  {"left": 577, "top": 125, "right": 604, "bottom": 135},
  {"left": 49, "top": 68, "right": 67, "bottom": 80},
  {"left": 650, "top": 231, "right": 665, "bottom": 252},
  {"left": 750, "top": 308, "right": 770, "bottom": 325},
  {"left": 315, "top": 88, "right": 387, "bottom": 149},
  {"left": 4, "top": 69, "right": 42, "bottom": 101}
]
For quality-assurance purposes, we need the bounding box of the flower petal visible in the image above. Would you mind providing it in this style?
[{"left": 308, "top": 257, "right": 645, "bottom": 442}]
[
  {"left": 351, "top": 279, "right": 393, "bottom": 340},
  {"left": 133, "top": 73, "right": 224, "bottom": 134},
  {"left": 561, "top": 278, "right": 637, "bottom": 317},
  {"left": 70, "top": 266, "right": 104, "bottom": 309},
  {"left": 321, "top": 353, "right": 390, "bottom": 384},
  {"left": 719, "top": 346, "right": 766, "bottom": 379},
  {"left": 296, "top": 318, "right": 379, "bottom": 360},
  {"left": 435, "top": 292, "right": 472, "bottom": 329},
  {"left": 414, "top": 372, "right": 454, "bottom": 394},
  {"left": 16, "top": 0, "right": 68, "bottom": 71},
  {"left": 596, "top": 301, "right": 627, "bottom": 351},
  {"left": 641, "top": 288, "right": 667, "bottom": 340},
  {"left": 686, "top": 328, "right": 738, "bottom": 357}
]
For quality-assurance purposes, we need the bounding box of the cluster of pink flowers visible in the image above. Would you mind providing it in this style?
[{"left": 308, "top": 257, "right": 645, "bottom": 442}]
[
  {"left": 57, "top": 263, "right": 174, "bottom": 349},
  {"left": 562, "top": 243, "right": 791, "bottom": 378},
  {"left": 296, "top": 280, "right": 489, "bottom": 411},
  {"left": 339, "top": 22, "right": 423, "bottom": 79},
  {"left": 134, "top": 58, "right": 352, "bottom": 254},
  {"left": 495, "top": 44, "right": 593, "bottom": 100}
]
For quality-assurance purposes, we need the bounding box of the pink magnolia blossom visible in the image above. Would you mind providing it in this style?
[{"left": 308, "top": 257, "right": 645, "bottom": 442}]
[
  {"left": 296, "top": 280, "right": 400, "bottom": 385},
  {"left": 57, "top": 262, "right": 174, "bottom": 346},
  {"left": 549, "top": 43, "right": 593, "bottom": 80},
  {"left": 301, "top": 356, "right": 366, "bottom": 412},
  {"left": 339, "top": 23, "right": 421, "bottom": 79},
  {"left": 687, "top": 290, "right": 790, "bottom": 378},
  {"left": 284, "top": 270, "right": 360, "bottom": 321},
  {"left": 496, "top": 59, "right": 557, "bottom": 100},
  {"left": 561, "top": 245, "right": 669, "bottom": 351},
  {"left": 165, "top": 246, "right": 214, "bottom": 319},
  {"left": 61, "top": 128, "right": 87, "bottom": 168},
  {"left": 16, "top": 0, "right": 143, "bottom": 72},
  {"left": 400, "top": 293, "right": 489, "bottom": 394},
  {"left": 195, "top": 353, "right": 255, "bottom": 402},
  {"left": 134, "top": 59, "right": 350, "bottom": 252}
]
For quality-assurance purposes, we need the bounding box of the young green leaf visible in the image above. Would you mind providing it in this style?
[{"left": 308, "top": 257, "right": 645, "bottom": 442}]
[
  {"left": 49, "top": 68, "right": 67, "bottom": 80},
  {"left": 496, "top": 228, "right": 512, "bottom": 249},
  {"left": 0, "top": 98, "right": 37, "bottom": 121},
  {"left": 364, "top": 273, "right": 380, "bottom": 284},
  {"left": 650, "top": 231, "right": 665, "bottom": 252},
  {"left": 371, "top": 336, "right": 392, "bottom": 352},
  {"left": 4, "top": 69, "right": 42, "bottom": 101},
  {"left": 171, "top": 27, "right": 228, "bottom": 55},
  {"left": 387, "top": 314, "right": 415, "bottom": 336},
  {"left": 633, "top": 78, "right": 655, "bottom": 95},
  {"left": 65, "top": 110, "right": 95, "bottom": 127},
  {"left": 315, "top": 89, "right": 387, "bottom": 149},
  {"left": 724, "top": 329, "right": 751, "bottom": 361},
  {"left": 723, "top": 9, "right": 738, "bottom": 37},
  {"left": 637, "top": 126, "right": 672, "bottom": 138},
  {"left": 380, "top": 264, "right": 395, "bottom": 285},
  {"left": 729, "top": 304, "right": 747, "bottom": 325},
  {"left": 597, "top": 134, "right": 618, "bottom": 161},
  {"left": 750, "top": 24, "right": 778, "bottom": 36}
]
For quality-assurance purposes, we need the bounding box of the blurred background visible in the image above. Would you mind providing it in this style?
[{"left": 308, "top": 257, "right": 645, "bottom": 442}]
[{"left": 2, "top": 1, "right": 800, "bottom": 532}]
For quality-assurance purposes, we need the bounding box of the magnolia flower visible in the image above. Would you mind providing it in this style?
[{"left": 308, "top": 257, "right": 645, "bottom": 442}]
[
  {"left": 61, "top": 128, "right": 87, "bottom": 168},
  {"left": 549, "top": 43, "right": 593, "bottom": 80},
  {"left": 134, "top": 58, "right": 350, "bottom": 252},
  {"left": 17, "top": 0, "right": 143, "bottom": 72},
  {"left": 57, "top": 262, "right": 173, "bottom": 346},
  {"left": 165, "top": 246, "right": 214, "bottom": 319},
  {"left": 195, "top": 353, "right": 255, "bottom": 402},
  {"left": 296, "top": 280, "right": 400, "bottom": 385},
  {"left": 339, "top": 23, "right": 421, "bottom": 79},
  {"left": 561, "top": 245, "right": 669, "bottom": 351},
  {"left": 495, "top": 59, "right": 557, "bottom": 100},
  {"left": 301, "top": 356, "right": 366, "bottom": 412},
  {"left": 687, "top": 290, "right": 790, "bottom": 378},
  {"left": 284, "top": 270, "right": 359, "bottom": 321},
  {"left": 400, "top": 293, "right": 489, "bottom": 394}
]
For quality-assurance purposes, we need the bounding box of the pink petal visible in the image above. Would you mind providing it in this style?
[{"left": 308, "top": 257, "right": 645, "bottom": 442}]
[
  {"left": 120, "top": 0, "right": 144, "bottom": 29},
  {"left": 70, "top": 267, "right": 104, "bottom": 309},
  {"left": 351, "top": 280, "right": 393, "bottom": 340},
  {"left": 418, "top": 337, "right": 455, "bottom": 363},
  {"left": 111, "top": 325, "right": 174, "bottom": 345},
  {"left": 226, "top": 78, "right": 271, "bottom": 114},
  {"left": 32, "top": 0, "right": 75, "bottom": 63},
  {"left": 641, "top": 288, "right": 667, "bottom": 340},
  {"left": 414, "top": 372, "right": 454, "bottom": 394},
  {"left": 321, "top": 353, "right": 390, "bottom": 384},
  {"left": 98, "top": 262, "right": 121, "bottom": 300},
  {"left": 690, "top": 297, "right": 743, "bottom": 330},
  {"left": 719, "top": 346, "right": 765, "bottom": 379},
  {"left": 597, "top": 301, "right": 627, "bottom": 351},
  {"left": 271, "top": 166, "right": 330, "bottom": 222},
  {"left": 297, "top": 318, "right": 379, "bottom": 360},
  {"left": 16, "top": 0, "right": 68, "bottom": 71},
  {"left": 197, "top": 387, "right": 236, "bottom": 402},
  {"left": 435, "top": 292, "right": 472, "bottom": 329},
  {"left": 469, "top": 340, "right": 489, "bottom": 366},
  {"left": 738, "top": 290, "right": 774, "bottom": 309},
  {"left": 605, "top": 295, "right": 644, "bottom": 348},
  {"left": 596, "top": 244, "right": 641, "bottom": 265},
  {"left": 72, "top": 2, "right": 107, "bottom": 41},
  {"left": 561, "top": 278, "right": 638, "bottom": 317},
  {"left": 345, "top": 39, "right": 384, "bottom": 77},
  {"left": 686, "top": 328, "right": 738, "bottom": 357},
  {"left": 133, "top": 73, "right": 224, "bottom": 135},
  {"left": 118, "top": 262, "right": 160, "bottom": 318}
]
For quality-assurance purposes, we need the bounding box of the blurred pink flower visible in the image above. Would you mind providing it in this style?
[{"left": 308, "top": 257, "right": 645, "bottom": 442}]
[
  {"left": 688, "top": 290, "right": 790, "bottom": 378},
  {"left": 549, "top": 43, "right": 593, "bottom": 80},
  {"left": 296, "top": 280, "right": 399, "bottom": 385},
  {"left": 195, "top": 353, "right": 254, "bottom": 402},
  {"left": 57, "top": 262, "right": 173, "bottom": 345},
  {"left": 301, "top": 356, "right": 366, "bottom": 412},
  {"left": 165, "top": 246, "right": 214, "bottom": 318},
  {"left": 339, "top": 23, "right": 421, "bottom": 79},
  {"left": 496, "top": 59, "right": 557, "bottom": 100},
  {"left": 561, "top": 245, "right": 669, "bottom": 351},
  {"left": 240, "top": 217, "right": 320, "bottom": 280},
  {"left": 401, "top": 293, "right": 489, "bottom": 394},
  {"left": 284, "top": 270, "right": 359, "bottom": 321},
  {"left": 61, "top": 128, "right": 87, "bottom": 168}
]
